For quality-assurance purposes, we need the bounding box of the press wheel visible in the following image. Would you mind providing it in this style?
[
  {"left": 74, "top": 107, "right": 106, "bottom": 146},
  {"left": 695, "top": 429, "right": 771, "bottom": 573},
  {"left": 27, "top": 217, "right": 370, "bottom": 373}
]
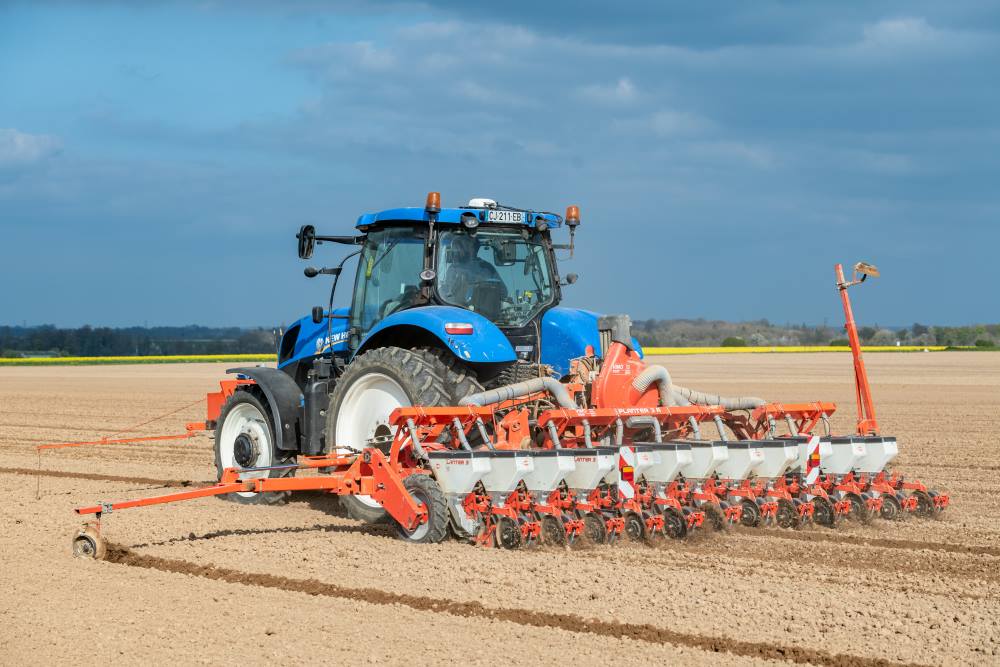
[{"left": 72, "top": 525, "right": 107, "bottom": 560}]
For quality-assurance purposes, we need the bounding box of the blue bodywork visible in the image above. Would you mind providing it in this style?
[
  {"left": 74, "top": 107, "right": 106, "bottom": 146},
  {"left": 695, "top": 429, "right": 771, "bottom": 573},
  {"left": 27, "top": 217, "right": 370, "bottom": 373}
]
[
  {"left": 279, "top": 304, "right": 642, "bottom": 378},
  {"left": 278, "top": 202, "right": 642, "bottom": 378},
  {"left": 356, "top": 206, "right": 563, "bottom": 231}
]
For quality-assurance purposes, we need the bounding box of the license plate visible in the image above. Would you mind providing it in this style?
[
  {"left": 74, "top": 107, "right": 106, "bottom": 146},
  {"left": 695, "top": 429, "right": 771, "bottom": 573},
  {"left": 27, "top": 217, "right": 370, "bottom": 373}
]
[{"left": 487, "top": 209, "right": 524, "bottom": 223}]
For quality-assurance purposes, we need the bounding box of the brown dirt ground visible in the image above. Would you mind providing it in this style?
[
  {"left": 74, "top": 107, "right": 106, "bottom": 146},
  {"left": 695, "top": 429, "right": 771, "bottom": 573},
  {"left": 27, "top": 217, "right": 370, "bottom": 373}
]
[{"left": 0, "top": 353, "right": 997, "bottom": 666}]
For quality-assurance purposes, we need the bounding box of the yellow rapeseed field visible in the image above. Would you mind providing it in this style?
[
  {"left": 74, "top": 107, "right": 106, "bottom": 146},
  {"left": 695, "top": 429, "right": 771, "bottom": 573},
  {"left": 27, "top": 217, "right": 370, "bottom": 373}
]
[{"left": 0, "top": 347, "right": 953, "bottom": 365}]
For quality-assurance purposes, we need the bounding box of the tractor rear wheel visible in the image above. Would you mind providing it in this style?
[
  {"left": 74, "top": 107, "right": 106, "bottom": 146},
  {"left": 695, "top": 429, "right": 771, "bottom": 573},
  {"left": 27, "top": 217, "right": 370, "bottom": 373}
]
[
  {"left": 327, "top": 346, "right": 462, "bottom": 523},
  {"left": 214, "top": 390, "right": 295, "bottom": 505}
]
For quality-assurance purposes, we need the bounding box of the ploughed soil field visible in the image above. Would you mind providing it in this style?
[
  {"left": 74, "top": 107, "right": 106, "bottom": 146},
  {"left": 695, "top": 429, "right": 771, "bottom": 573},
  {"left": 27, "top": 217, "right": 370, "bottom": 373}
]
[{"left": 0, "top": 353, "right": 997, "bottom": 666}]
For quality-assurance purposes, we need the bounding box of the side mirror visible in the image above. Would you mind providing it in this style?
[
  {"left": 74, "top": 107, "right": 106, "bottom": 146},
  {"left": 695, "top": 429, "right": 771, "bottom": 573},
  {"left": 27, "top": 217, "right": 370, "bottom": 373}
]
[
  {"left": 298, "top": 225, "right": 316, "bottom": 259},
  {"left": 492, "top": 240, "right": 517, "bottom": 266},
  {"left": 563, "top": 273, "right": 578, "bottom": 286},
  {"left": 311, "top": 306, "right": 324, "bottom": 324}
]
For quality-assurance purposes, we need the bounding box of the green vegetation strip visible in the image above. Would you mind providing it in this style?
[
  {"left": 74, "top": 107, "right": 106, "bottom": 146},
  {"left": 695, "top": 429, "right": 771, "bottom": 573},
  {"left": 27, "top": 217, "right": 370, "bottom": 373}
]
[{"left": 0, "top": 354, "right": 276, "bottom": 366}]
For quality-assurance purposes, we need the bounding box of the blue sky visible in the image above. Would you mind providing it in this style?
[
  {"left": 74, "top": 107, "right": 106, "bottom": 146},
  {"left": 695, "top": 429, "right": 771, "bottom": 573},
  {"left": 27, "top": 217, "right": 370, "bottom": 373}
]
[{"left": 1, "top": 1, "right": 998, "bottom": 327}]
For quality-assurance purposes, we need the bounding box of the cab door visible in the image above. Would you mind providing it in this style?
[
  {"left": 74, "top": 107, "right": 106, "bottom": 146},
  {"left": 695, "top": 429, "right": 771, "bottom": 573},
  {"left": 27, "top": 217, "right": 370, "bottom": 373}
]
[{"left": 348, "top": 226, "right": 426, "bottom": 349}]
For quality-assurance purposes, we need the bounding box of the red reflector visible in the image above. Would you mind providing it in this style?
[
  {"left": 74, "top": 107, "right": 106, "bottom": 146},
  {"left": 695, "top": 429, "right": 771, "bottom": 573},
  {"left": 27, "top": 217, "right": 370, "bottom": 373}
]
[{"left": 445, "top": 322, "right": 474, "bottom": 335}]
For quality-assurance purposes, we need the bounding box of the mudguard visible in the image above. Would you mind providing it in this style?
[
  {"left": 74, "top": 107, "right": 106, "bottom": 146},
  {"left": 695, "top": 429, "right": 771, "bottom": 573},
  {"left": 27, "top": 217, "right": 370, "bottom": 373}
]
[
  {"left": 228, "top": 366, "right": 304, "bottom": 453},
  {"left": 541, "top": 308, "right": 643, "bottom": 377},
  {"left": 357, "top": 306, "right": 517, "bottom": 364}
]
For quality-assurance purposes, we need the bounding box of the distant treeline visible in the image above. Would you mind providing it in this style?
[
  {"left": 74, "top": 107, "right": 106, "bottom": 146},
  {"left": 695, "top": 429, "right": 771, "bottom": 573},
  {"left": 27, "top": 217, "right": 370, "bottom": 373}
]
[
  {"left": 631, "top": 319, "right": 1000, "bottom": 348},
  {"left": 0, "top": 325, "right": 277, "bottom": 357},
  {"left": 2, "top": 321, "right": 998, "bottom": 358}
]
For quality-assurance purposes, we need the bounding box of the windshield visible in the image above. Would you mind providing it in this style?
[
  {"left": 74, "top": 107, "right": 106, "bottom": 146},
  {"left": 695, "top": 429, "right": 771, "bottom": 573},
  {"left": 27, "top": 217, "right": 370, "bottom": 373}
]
[{"left": 436, "top": 228, "right": 555, "bottom": 327}]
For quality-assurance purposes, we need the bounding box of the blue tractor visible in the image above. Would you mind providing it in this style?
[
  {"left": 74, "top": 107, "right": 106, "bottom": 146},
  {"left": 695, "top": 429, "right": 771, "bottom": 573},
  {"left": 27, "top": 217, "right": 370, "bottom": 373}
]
[{"left": 214, "top": 193, "right": 638, "bottom": 522}]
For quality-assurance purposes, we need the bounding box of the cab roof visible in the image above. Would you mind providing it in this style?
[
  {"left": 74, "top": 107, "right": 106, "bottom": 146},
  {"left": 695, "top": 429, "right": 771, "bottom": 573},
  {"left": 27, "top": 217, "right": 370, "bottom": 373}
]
[{"left": 356, "top": 206, "right": 563, "bottom": 231}]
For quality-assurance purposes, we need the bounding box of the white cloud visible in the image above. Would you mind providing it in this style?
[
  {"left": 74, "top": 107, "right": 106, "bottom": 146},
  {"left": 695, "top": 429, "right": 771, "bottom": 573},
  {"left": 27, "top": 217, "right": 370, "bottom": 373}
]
[
  {"left": 578, "top": 77, "right": 638, "bottom": 105},
  {"left": 861, "top": 18, "right": 942, "bottom": 49},
  {"left": 689, "top": 141, "right": 776, "bottom": 168},
  {"left": 0, "top": 129, "right": 61, "bottom": 166},
  {"left": 577, "top": 77, "right": 639, "bottom": 105},
  {"left": 851, "top": 17, "right": 988, "bottom": 58},
  {"left": 649, "top": 109, "right": 711, "bottom": 137}
]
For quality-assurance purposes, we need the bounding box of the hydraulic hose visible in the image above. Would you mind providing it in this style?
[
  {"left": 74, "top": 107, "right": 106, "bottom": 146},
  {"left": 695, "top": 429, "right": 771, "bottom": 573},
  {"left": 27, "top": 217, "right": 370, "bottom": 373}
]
[
  {"left": 458, "top": 377, "right": 578, "bottom": 410},
  {"left": 631, "top": 363, "right": 765, "bottom": 410},
  {"left": 631, "top": 365, "right": 673, "bottom": 407},
  {"left": 671, "top": 385, "right": 765, "bottom": 411}
]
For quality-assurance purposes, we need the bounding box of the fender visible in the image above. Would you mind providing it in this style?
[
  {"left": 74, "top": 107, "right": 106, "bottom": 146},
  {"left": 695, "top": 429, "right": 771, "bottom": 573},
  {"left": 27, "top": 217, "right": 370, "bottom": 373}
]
[
  {"left": 541, "top": 308, "right": 644, "bottom": 377},
  {"left": 357, "top": 306, "right": 517, "bottom": 364},
  {"left": 228, "top": 366, "right": 304, "bottom": 453}
]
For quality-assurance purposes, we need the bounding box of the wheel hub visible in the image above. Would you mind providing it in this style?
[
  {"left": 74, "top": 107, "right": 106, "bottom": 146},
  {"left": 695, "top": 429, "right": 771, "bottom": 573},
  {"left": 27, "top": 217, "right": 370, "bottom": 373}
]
[{"left": 233, "top": 432, "right": 260, "bottom": 468}]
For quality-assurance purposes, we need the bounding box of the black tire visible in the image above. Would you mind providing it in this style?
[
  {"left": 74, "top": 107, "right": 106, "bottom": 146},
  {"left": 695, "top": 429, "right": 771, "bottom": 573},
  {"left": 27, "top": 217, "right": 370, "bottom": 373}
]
[
  {"left": 880, "top": 494, "right": 902, "bottom": 521},
  {"left": 623, "top": 511, "right": 645, "bottom": 542},
  {"left": 740, "top": 499, "right": 761, "bottom": 527},
  {"left": 418, "top": 347, "right": 485, "bottom": 404},
  {"left": 702, "top": 503, "right": 727, "bottom": 532},
  {"left": 662, "top": 507, "right": 687, "bottom": 539},
  {"left": 214, "top": 390, "right": 295, "bottom": 505},
  {"left": 327, "top": 347, "right": 452, "bottom": 523},
  {"left": 582, "top": 512, "right": 607, "bottom": 545},
  {"left": 539, "top": 515, "right": 566, "bottom": 546},
  {"left": 812, "top": 496, "right": 837, "bottom": 528},
  {"left": 495, "top": 516, "right": 522, "bottom": 549},
  {"left": 844, "top": 492, "right": 871, "bottom": 523},
  {"left": 775, "top": 498, "right": 799, "bottom": 529},
  {"left": 912, "top": 490, "right": 937, "bottom": 518},
  {"left": 395, "top": 474, "right": 449, "bottom": 544}
]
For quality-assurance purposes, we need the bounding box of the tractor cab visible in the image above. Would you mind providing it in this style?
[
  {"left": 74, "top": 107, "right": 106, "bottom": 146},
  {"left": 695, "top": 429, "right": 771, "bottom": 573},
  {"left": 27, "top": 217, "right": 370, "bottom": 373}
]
[
  {"left": 291, "top": 194, "right": 584, "bottom": 377},
  {"left": 348, "top": 197, "right": 567, "bottom": 351}
]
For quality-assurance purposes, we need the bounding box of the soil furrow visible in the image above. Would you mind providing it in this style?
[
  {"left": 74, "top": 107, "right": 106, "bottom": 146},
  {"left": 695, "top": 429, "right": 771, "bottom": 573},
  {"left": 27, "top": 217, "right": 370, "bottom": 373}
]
[
  {"left": 740, "top": 527, "right": 1000, "bottom": 556},
  {"left": 105, "top": 544, "right": 928, "bottom": 667}
]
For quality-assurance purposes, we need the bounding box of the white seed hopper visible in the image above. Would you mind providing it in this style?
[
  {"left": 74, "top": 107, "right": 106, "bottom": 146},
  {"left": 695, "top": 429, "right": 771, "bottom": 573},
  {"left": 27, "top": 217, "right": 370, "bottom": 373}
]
[
  {"left": 715, "top": 442, "right": 765, "bottom": 481},
  {"left": 680, "top": 441, "right": 729, "bottom": 480},
  {"left": 563, "top": 447, "right": 617, "bottom": 492},
  {"left": 427, "top": 450, "right": 492, "bottom": 495},
  {"left": 523, "top": 450, "right": 577, "bottom": 494}
]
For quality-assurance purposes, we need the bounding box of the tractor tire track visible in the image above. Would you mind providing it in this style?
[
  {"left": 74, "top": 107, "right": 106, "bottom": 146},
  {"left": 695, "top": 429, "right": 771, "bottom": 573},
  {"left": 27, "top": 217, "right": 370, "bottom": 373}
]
[
  {"left": 103, "top": 544, "right": 928, "bottom": 667},
  {"left": 0, "top": 466, "right": 211, "bottom": 489}
]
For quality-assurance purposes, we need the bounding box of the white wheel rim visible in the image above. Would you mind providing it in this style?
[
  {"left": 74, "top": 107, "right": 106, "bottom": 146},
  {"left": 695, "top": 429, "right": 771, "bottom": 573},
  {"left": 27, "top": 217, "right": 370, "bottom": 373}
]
[
  {"left": 336, "top": 372, "right": 409, "bottom": 509},
  {"left": 218, "top": 402, "right": 273, "bottom": 498}
]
